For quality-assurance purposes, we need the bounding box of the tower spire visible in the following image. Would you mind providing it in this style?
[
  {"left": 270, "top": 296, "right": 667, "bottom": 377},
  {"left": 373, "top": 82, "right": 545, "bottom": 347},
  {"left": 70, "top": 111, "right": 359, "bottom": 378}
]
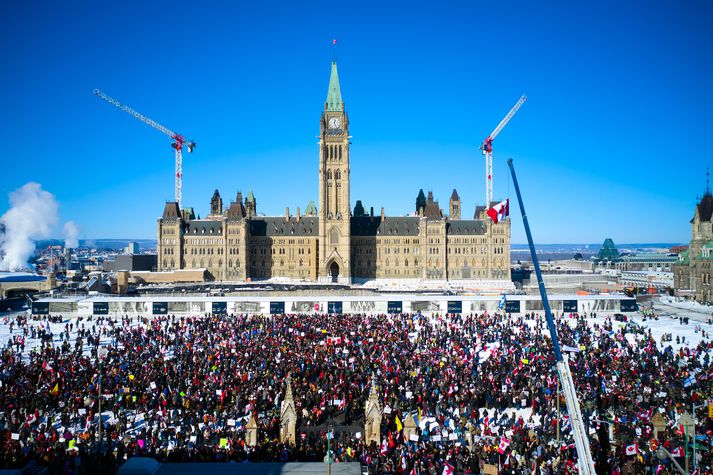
[
  {"left": 325, "top": 61, "right": 344, "bottom": 112},
  {"left": 706, "top": 167, "right": 711, "bottom": 196}
]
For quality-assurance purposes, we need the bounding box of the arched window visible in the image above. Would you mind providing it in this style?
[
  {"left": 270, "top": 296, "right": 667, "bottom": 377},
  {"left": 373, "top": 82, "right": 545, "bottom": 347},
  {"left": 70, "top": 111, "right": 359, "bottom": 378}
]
[
  {"left": 339, "top": 145, "right": 342, "bottom": 159},
  {"left": 327, "top": 170, "right": 332, "bottom": 180},
  {"left": 330, "top": 228, "right": 339, "bottom": 244}
]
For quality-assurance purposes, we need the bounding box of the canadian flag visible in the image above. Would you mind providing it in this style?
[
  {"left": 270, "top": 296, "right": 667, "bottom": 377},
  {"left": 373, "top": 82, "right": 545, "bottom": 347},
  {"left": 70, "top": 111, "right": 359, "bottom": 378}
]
[
  {"left": 671, "top": 447, "right": 684, "bottom": 457},
  {"left": 380, "top": 438, "right": 388, "bottom": 455},
  {"left": 625, "top": 443, "right": 638, "bottom": 456},
  {"left": 486, "top": 198, "right": 509, "bottom": 224},
  {"left": 498, "top": 436, "right": 510, "bottom": 454},
  {"left": 442, "top": 461, "right": 455, "bottom": 475}
]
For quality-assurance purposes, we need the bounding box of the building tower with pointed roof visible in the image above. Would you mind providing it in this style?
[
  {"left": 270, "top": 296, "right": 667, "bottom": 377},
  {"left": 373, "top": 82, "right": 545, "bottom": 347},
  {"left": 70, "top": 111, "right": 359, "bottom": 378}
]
[
  {"left": 245, "top": 190, "right": 256, "bottom": 218},
  {"left": 449, "top": 189, "right": 461, "bottom": 220},
  {"left": 416, "top": 189, "right": 427, "bottom": 216},
  {"left": 674, "top": 172, "right": 713, "bottom": 301},
  {"left": 209, "top": 189, "right": 223, "bottom": 217},
  {"left": 318, "top": 61, "right": 351, "bottom": 283}
]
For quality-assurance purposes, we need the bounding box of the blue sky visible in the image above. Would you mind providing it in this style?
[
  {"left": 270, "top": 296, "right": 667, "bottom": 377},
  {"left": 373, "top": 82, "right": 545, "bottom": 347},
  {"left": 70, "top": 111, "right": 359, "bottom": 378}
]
[{"left": 1, "top": 0, "right": 711, "bottom": 244}]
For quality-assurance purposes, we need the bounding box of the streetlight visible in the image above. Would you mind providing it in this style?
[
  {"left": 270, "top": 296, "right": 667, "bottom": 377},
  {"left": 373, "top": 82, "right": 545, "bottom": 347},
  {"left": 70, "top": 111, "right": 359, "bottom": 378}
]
[
  {"left": 96, "top": 346, "right": 108, "bottom": 453},
  {"left": 326, "top": 420, "right": 335, "bottom": 475},
  {"left": 679, "top": 411, "right": 694, "bottom": 473},
  {"left": 691, "top": 401, "right": 711, "bottom": 471}
]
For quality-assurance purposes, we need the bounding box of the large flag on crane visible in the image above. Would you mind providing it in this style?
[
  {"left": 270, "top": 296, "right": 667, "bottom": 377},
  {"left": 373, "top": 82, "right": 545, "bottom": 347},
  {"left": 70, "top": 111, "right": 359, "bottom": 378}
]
[{"left": 487, "top": 199, "right": 509, "bottom": 224}]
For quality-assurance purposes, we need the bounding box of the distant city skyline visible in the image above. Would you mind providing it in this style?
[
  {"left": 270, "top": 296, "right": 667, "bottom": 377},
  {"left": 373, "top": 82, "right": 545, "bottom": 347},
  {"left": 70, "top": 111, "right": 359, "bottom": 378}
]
[{"left": 1, "top": 1, "right": 711, "bottom": 244}]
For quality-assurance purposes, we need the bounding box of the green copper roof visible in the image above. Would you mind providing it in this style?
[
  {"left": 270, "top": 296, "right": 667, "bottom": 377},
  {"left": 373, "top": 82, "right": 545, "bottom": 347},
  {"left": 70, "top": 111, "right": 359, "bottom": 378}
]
[
  {"left": 246, "top": 190, "right": 255, "bottom": 202},
  {"left": 325, "top": 61, "right": 343, "bottom": 112},
  {"left": 305, "top": 200, "right": 318, "bottom": 215}
]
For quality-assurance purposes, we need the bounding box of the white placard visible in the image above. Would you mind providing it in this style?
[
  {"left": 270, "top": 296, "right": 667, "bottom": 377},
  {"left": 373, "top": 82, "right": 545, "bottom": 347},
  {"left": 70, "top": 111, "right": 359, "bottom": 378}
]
[
  {"left": 227, "top": 419, "right": 236, "bottom": 427},
  {"left": 409, "top": 434, "right": 419, "bottom": 441},
  {"left": 432, "top": 435, "right": 442, "bottom": 442},
  {"left": 78, "top": 409, "right": 86, "bottom": 415},
  {"left": 190, "top": 435, "right": 197, "bottom": 443},
  {"left": 150, "top": 382, "right": 157, "bottom": 390},
  {"left": 11, "top": 433, "right": 19, "bottom": 440},
  {"left": 449, "top": 433, "right": 458, "bottom": 441},
  {"left": 216, "top": 389, "right": 222, "bottom": 396},
  {"left": 384, "top": 406, "right": 392, "bottom": 414}
]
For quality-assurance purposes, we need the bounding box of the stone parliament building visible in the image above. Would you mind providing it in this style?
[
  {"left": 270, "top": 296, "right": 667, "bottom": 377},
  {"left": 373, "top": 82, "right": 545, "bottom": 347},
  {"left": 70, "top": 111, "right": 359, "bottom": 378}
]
[
  {"left": 157, "top": 62, "right": 511, "bottom": 283},
  {"left": 674, "top": 179, "right": 713, "bottom": 302}
]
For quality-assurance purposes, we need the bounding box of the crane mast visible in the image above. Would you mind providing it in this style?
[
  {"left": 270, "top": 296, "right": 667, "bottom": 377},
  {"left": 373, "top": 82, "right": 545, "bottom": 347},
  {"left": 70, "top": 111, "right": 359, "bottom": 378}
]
[
  {"left": 93, "top": 89, "right": 195, "bottom": 209},
  {"left": 481, "top": 95, "right": 526, "bottom": 206},
  {"left": 507, "top": 158, "right": 597, "bottom": 475}
]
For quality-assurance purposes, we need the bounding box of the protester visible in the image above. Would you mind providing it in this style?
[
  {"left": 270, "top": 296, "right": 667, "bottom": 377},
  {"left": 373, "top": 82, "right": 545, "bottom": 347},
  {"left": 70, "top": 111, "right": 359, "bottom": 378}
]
[{"left": 0, "top": 309, "right": 711, "bottom": 474}]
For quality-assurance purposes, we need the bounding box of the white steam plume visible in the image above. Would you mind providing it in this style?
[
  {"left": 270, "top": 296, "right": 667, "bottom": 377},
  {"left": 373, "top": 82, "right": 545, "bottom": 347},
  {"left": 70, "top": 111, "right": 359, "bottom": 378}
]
[
  {"left": 63, "top": 220, "right": 80, "bottom": 249},
  {"left": 0, "top": 183, "right": 59, "bottom": 271}
]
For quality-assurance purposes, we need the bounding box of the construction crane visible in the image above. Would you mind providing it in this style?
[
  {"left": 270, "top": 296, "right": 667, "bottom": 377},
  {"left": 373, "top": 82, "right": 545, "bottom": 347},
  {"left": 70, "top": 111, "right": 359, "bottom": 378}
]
[
  {"left": 481, "top": 95, "right": 526, "bottom": 206},
  {"left": 93, "top": 89, "right": 196, "bottom": 209},
  {"left": 508, "top": 158, "right": 597, "bottom": 475}
]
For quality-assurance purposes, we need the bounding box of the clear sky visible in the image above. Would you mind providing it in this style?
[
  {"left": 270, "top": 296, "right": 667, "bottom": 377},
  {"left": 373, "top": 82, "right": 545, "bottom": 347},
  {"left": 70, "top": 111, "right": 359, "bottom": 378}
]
[{"left": 1, "top": 0, "right": 711, "bottom": 244}]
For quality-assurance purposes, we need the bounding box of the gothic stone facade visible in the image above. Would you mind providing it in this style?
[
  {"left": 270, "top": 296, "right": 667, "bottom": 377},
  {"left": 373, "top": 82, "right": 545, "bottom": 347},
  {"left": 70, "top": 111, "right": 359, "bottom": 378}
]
[
  {"left": 157, "top": 62, "right": 511, "bottom": 283},
  {"left": 674, "top": 189, "right": 713, "bottom": 302}
]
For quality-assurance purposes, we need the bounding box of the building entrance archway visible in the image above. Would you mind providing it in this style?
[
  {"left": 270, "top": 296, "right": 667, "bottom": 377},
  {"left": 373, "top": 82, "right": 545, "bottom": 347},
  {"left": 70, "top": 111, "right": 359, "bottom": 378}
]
[{"left": 330, "top": 261, "right": 340, "bottom": 283}]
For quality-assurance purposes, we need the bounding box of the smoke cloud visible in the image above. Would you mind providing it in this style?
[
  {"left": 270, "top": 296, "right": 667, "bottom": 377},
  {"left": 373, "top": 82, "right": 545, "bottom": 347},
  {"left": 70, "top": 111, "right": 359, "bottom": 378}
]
[
  {"left": 0, "top": 183, "right": 59, "bottom": 271},
  {"left": 63, "top": 220, "right": 80, "bottom": 249}
]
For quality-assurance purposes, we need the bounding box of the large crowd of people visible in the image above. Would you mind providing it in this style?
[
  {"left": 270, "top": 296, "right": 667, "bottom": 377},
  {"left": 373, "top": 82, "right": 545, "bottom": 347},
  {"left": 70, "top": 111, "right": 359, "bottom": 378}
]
[{"left": 0, "top": 308, "right": 712, "bottom": 474}]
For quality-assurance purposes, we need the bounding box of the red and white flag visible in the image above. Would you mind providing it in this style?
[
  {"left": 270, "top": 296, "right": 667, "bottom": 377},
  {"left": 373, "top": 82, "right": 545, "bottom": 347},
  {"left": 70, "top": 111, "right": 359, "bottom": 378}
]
[
  {"left": 498, "top": 436, "right": 510, "bottom": 454},
  {"left": 671, "top": 446, "right": 684, "bottom": 457},
  {"left": 380, "top": 438, "right": 388, "bottom": 455},
  {"left": 442, "top": 462, "right": 455, "bottom": 475},
  {"left": 487, "top": 198, "right": 509, "bottom": 224},
  {"left": 625, "top": 443, "right": 638, "bottom": 456}
]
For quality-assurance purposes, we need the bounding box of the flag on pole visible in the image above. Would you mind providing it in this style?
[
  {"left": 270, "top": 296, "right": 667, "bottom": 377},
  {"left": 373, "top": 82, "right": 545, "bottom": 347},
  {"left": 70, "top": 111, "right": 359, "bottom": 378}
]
[
  {"left": 49, "top": 383, "right": 59, "bottom": 396},
  {"left": 671, "top": 447, "right": 684, "bottom": 457},
  {"left": 332, "top": 39, "right": 337, "bottom": 45},
  {"left": 625, "top": 443, "right": 638, "bottom": 456},
  {"left": 380, "top": 438, "right": 388, "bottom": 455},
  {"left": 498, "top": 294, "right": 506, "bottom": 310},
  {"left": 486, "top": 198, "right": 509, "bottom": 224},
  {"left": 442, "top": 461, "right": 455, "bottom": 475},
  {"left": 684, "top": 374, "right": 697, "bottom": 387},
  {"left": 498, "top": 436, "right": 510, "bottom": 454},
  {"left": 395, "top": 415, "right": 403, "bottom": 432}
]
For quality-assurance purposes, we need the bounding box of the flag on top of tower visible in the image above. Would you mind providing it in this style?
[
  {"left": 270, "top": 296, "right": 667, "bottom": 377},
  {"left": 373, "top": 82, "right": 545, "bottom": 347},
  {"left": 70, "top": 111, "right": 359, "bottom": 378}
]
[{"left": 487, "top": 198, "right": 509, "bottom": 224}]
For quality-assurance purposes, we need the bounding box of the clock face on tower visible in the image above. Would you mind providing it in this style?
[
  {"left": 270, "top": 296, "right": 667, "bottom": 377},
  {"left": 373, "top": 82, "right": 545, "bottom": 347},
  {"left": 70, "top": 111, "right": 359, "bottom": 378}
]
[{"left": 328, "top": 116, "right": 341, "bottom": 129}]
